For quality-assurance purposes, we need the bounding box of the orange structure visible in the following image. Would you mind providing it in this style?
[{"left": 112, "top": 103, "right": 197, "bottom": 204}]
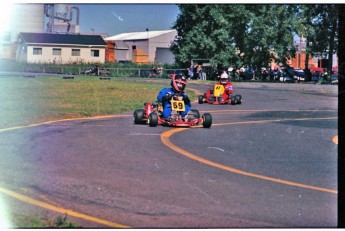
[
  {"left": 289, "top": 53, "right": 317, "bottom": 69},
  {"left": 133, "top": 49, "right": 149, "bottom": 64},
  {"left": 105, "top": 41, "right": 115, "bottom": 62}
]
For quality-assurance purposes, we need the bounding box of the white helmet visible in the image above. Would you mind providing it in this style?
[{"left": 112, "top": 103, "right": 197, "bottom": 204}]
[{"left": 220, "top": 71, "right": 229, "bottom": 84}]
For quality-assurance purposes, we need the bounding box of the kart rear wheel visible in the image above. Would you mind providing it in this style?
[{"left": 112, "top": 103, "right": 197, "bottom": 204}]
[
  {"left": 148, "top": 112, "right": 158, "bottom": 127},
  {"left": 202, "top": 113, "right": 212, "bottom": 128},
  {"left": 235, "top": 95, "right": 242, "bottom": 104},
  {"left": 198, "top": 95, "right": 204, "bottom": 104},
  {"left": 191, "top": 109, "right": 200, "bottom": 119},
  {"left": 133, "top": 109, "right": 144, "bottom": 124}
]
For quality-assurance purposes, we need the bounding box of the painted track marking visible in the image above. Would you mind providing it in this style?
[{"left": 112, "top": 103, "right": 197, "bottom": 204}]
[
  {"left": 0, "top": 112, "right": 338, "bottom": 227},
  {"left": 161, "top": 117, "right": 337, "bottom": 194}
]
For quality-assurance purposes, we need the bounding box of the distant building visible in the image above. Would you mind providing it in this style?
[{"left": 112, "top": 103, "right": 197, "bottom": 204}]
[
  {"left": 16, "top": 32, "right": 107, "bottom": 64},
  {"left": 104, "top": 29, "right": 177, "bottom": 64}
]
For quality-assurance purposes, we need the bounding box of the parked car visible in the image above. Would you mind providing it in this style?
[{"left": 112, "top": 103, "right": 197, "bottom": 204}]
[{"left": 283, "top": 68, "right": 305, "bottom": 82}]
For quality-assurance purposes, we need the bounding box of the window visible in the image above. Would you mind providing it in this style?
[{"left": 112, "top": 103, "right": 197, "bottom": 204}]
[
  {"left": 53, "top": 48, "right": 61, "bottom": 55},
  {"left": 33, "top": 48, "right": 42, "bottom": 55},
  {"left": 91, "top": 49, "right": 99, "bottom": 57},
  {"left": 72, "top": 49, "right": 80, "bottom": 56}
]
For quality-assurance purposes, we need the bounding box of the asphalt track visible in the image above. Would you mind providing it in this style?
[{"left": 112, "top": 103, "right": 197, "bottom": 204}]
[{"left": 0, "top": 82, "right": 338, "bottom": 228}]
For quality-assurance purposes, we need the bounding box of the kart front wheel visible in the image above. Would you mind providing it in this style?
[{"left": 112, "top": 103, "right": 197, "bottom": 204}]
[
  {"left": 198, "top": 95, "right": 204, "bottom": 104},
  {"left": 148, "top": 112, "right": 158, "bottom": 127},
  {"left": 191, "top": 109, "right": 200, "bottom": 119},
  {"left": 133, "top": 109, "right": 144, "bottom": 124},
  {"left": 230, "top": 96, "right": 237, "bottom": 105},
  {"left": 202, "top": 113, "right": 212, "bottom": 128},
  {"left": 235, "top": 95, "right": 242, "bottom": 104}
]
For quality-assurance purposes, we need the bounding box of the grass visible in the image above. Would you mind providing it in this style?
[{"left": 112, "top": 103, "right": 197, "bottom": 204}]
[
  {"left": 0, "top": 76, "right": 198, "bottom": 129},
  {"left": 5, "top": 212, "right": 80, "bottom": 228}
]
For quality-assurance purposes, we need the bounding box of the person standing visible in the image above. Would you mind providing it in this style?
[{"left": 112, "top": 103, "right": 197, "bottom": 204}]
[
  {"left": 188, "top": 64, "right": 194, "bottom": 80},
  {"left": 197, "top": 65, "right": 203, "bottom": 80},
  {"left": 228, "top": 66, "right": 234, "bottom": 80}
]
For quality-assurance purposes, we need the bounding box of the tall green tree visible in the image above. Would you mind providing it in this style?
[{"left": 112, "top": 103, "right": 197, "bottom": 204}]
[
  {"left": 171, "top": 4, "right": 251, "bottom": 68},
  {"left": 243, "top": 4, "right": 297, "bottom": 69},
  {"left": 171, "top": 4, "right": 297, "bottom": 70},
  {"left": 296, "top": 4, "right": 339, "bottom": 73},
  {"left": 171, "top": 4, "right": 338, "bottom": 75}
]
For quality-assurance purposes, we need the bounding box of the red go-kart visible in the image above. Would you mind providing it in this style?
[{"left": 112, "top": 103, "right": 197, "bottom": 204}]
[
  {"left": 198, "top": 83, "right": 242, "bottom": 105},
  {"left": 133, "top": 95, "right": 212, "bottom": 128}
]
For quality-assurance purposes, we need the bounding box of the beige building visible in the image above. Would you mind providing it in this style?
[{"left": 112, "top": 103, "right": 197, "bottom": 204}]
[
  {"left": 105, "top": 29, "right": 177, "bottom": 64},
  {"left": 16, "top": 32, "right": 107, "bottom": 64}
]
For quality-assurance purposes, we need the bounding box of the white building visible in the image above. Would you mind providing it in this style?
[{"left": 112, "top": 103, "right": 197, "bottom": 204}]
[
  {"left": 16, "top": 32, "right": 107, "bottom": 64},
  {"left": 105, "top": 29, "right": 177, "bottom": 64}
]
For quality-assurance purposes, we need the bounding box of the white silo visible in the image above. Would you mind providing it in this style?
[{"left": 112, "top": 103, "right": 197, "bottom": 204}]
[
  {"left": 9, "top": 4, "right": 45, "bottom": 42},
  {"left": 0, "top": 3, "right": 45, "bottom": 60}
]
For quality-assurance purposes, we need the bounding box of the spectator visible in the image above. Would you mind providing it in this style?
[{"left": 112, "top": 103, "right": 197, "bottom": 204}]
[
  {"left": 261, "top": 67, "right": 269, "bottom": 81},
  {"left": 197, "top": 65, "right": 203, "bottom": 80},
  {"left": 227, "top": 66, "right": 234, "bottom": 80},
  {"left": 188, "top": 64, "right": 194, "bottom": 80}
]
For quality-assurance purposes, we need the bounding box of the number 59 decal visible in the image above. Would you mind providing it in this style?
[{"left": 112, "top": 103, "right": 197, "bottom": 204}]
[{"left": 171, "top": 99, "right": 185, "bottom": 111}]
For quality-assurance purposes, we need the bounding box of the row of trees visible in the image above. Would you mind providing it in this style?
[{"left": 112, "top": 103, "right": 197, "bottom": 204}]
[{"left": 171, "top": 4, "right": 338, "bottom": 73}]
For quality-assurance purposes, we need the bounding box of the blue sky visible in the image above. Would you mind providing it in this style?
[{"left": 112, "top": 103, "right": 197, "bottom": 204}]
[{"left": 68, "top": 4, "right": 180, "bottom": 36}]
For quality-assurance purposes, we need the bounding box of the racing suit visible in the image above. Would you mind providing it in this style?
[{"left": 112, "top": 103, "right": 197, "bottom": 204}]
[
  {"left": 205, "top": 81, "right": 233, "bottom": 100},
  {"left": 157, "top": 87, "right": 191, "bottom": 118}
]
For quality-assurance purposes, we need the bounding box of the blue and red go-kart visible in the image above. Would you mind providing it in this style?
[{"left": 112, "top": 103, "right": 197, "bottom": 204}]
[
  {"left": 133, "top": 94, "right": 212, "bottom": 128},
  {"left": 198, "top": 82, "right": 242, "bottom": 105}
]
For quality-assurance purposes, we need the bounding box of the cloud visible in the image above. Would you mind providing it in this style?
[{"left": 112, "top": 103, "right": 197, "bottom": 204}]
[{"left": 112, "top": 11, "right": 123, "bottom": 21}]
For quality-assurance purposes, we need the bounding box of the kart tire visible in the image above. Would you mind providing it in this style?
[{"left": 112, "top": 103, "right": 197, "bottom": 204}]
[
  {"left": 191, "top": 109, "right": 200, "bottom": 119},
  {"left": 133, "top": 109, "right": 144, "bottom": 124},
  {"left": 230, "top": 96, "right": 237, "bottom": 105},
  {"left": 198, "top": 95, "right": 204, "bottom": 104},
  {"left": 202, "top": 113, "right": 212, "bottom": 128},
  {"left": 235, "top": 95, "right": 242, "bottom": 104},
  {"left": 148, "top": 112, "right": 158, "bottom": 127}
]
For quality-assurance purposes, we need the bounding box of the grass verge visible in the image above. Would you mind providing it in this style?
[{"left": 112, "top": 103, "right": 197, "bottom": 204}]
[{"left": 0, "top": 76, "right": 198, "bottom": 129}]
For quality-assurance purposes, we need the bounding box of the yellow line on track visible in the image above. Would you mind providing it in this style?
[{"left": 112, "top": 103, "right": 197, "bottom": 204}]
[
  {"left": 202, "top": 109, "right": 337, "bottom": 113},
  {"left": 0, "top": 187, "right": 129, "bottom": 228},
  {"left": 160, "top": 117, "right": 338, "bottom": 194},
  {"left": 0, "top": 114, "right": 131, "bottom": 133},
  {"left": 0, "top": 113, "right": 337, "bottom": 227}
]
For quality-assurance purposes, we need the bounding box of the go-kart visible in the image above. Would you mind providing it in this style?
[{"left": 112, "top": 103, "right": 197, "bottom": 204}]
[
  {"left": 198, "top": 83, "right": 242, "bottom": 105},
  {"left": 133, "top": 95, "right": 212, "bottom": 128}
]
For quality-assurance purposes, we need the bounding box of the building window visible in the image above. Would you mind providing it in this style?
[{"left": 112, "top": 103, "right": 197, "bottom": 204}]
[
  {"left": 53, "top": 48, "right": 61, "bottom": 55},
  {"left": 91, "top": 49, "right": 99, "bottom": 57},
  {"left": 72, "top": 49, "right": 80, "bottom": 56},
  {"left": 33, "top": 48, "right": 42, "bottom": 55}
]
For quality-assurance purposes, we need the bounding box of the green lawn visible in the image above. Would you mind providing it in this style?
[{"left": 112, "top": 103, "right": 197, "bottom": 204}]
[{"left": 0, "top": 76, "right": 198, "bottom": 129}]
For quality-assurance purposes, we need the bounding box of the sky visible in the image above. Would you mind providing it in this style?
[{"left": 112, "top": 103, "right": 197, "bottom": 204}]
[{"left": 67, "top": 4, "right": 180, "bottom": 36}]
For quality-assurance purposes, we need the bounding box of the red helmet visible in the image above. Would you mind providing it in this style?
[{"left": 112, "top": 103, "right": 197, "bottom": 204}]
[{"left": 171, "top": 73, "right": 187, "bottom": 92}]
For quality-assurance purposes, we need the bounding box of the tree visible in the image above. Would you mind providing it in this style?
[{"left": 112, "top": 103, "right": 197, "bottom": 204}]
[
  {"left": 171, "top": 4, "right": 251, "bottom": 69},
  {"left": 296, "top": 4, "right": 338, "bottom": 73},
  {"left": 171, "top": 4, "right": 297, "bottom": 71},
  {"left": 243, "top": 4, "right": 297, "bottom": 69},
  {"left": 171, "top": 4, "right": 338, "bottom": 75}
]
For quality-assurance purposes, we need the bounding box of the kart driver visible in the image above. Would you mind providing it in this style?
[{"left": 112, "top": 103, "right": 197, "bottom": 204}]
[
  {"left": 206, "top": 71, "right": 233, "bottom": 100},
  {"left": 157, "top": 73, "right": 191, "bottom": 121},
  {"left": 218, "top": 71, "right": 234, "bottom": 99}
]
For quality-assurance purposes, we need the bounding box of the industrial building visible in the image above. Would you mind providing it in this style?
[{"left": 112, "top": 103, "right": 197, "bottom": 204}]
[
  {"left": 104, "top": 30, "right": 177, "bottom": 64},
  {"left": 0, "top": 3, "right": 177, "bottom": 65}
]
